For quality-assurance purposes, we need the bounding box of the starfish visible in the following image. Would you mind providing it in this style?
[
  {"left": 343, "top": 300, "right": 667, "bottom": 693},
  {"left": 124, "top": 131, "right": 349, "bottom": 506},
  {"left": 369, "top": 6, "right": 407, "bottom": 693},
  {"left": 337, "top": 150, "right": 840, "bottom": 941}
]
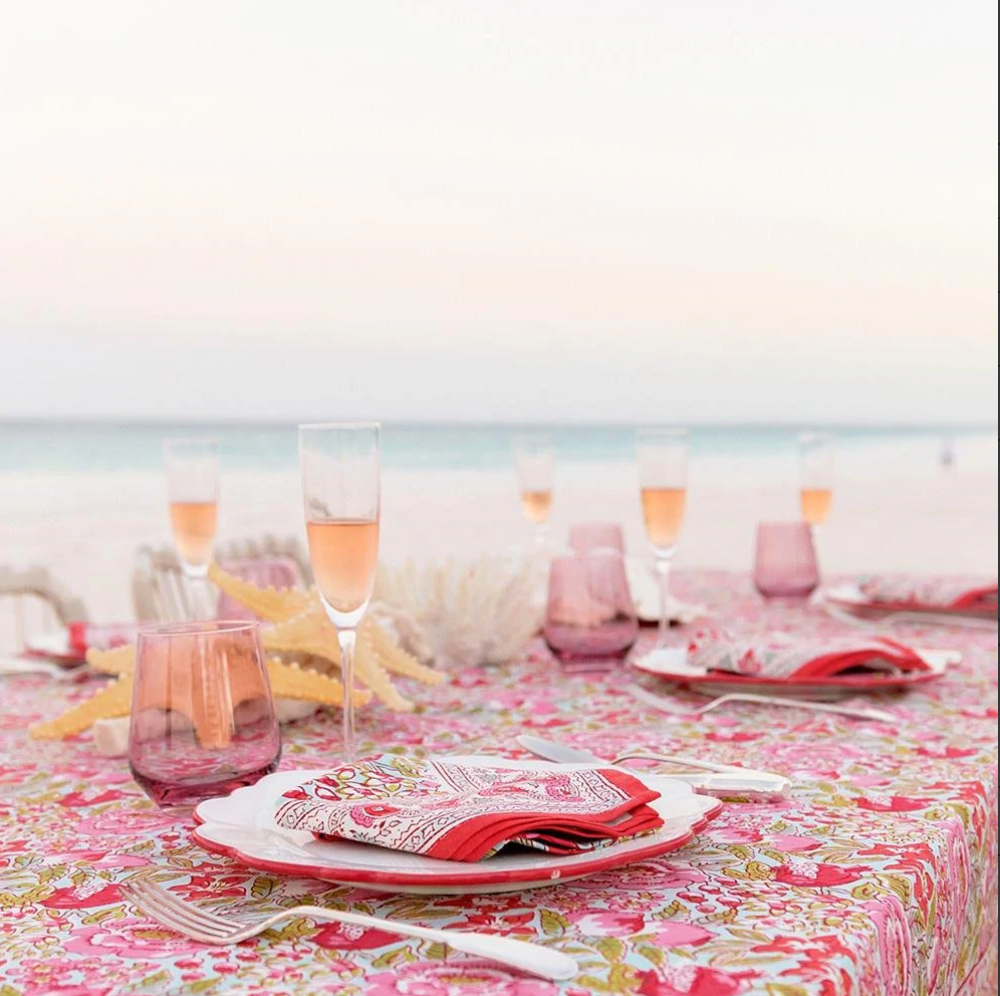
[{"left": 28, "top": 562, "right": 444, "bottom": 742}]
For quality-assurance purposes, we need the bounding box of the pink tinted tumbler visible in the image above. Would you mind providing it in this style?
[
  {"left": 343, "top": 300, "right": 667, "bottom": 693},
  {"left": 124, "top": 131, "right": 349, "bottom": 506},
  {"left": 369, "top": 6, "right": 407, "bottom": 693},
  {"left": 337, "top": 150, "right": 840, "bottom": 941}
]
[
  {"left": 544, "top": 550, "right": 638, "bottom": 660},
  {"left": 128, "top": 621, "right": 281, "bottom": 808},
  {"left": 753, "top": 522, "right": 820, "bottom": 598},
  {"left": 568, "top": 522, "right": 626, "bottom": 555}
]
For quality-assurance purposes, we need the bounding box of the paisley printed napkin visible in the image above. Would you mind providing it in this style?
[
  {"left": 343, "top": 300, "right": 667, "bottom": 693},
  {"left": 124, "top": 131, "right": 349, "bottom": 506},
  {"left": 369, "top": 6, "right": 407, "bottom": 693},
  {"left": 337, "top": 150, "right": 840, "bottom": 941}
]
[
  {"left": 856, "top": 576, "right": 998, "bottom": 615},
  {"left": 688, "top": 633, "right": 929, "bottom": 680},
  {"left": 274, "top": 754, "right": 663, "bottom": 862}
]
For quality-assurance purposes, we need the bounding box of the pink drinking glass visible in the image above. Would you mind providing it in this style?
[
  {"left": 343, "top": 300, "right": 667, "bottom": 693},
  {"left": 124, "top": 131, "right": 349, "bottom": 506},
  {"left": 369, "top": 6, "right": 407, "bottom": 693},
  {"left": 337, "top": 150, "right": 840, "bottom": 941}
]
[
  {"left": 544, "top": 550, "right": 638, "bottom": 660},
  {"left": 129, "top": 621, "right": 281, "bottom": 808},
  {"left": 753, "top": 522, "right": 820, "bottom": 598},
  {"left": 568, "top": 522, "right": 626, "bottom": 555}
]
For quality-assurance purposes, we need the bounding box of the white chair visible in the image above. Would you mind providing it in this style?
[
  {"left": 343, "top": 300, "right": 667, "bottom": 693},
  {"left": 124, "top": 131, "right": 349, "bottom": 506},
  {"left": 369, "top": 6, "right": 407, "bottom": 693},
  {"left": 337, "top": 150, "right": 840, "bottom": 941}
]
[
  {"left": 0, "top": 564, "right": 88, "bottom": 654},
  {"left": 131, "top": 536, "right": 312, "bottom": 622}
]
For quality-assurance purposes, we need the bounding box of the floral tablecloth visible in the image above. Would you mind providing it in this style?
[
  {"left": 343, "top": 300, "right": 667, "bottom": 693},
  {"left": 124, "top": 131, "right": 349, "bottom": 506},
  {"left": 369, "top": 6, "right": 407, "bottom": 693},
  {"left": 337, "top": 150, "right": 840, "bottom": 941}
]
[{"left": 1, "top": 571, "right": 997, "bottom": 996}]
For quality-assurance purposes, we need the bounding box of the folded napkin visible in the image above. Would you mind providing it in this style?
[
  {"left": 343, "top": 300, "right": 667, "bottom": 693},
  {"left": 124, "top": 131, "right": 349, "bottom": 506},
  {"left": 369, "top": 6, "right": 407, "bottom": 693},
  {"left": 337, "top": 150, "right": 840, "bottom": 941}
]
[
  {"left": 688, "top": 633, "right": 929, "bottom": 680},
  {"left": 67, "top": 622, "right": 139, "bottom": 655},
  {"left": 274, "top": 754, "right": 663, "bottom": 862},
  {"left": 857, "top": 576, "right": 998, "bottom": 614}
]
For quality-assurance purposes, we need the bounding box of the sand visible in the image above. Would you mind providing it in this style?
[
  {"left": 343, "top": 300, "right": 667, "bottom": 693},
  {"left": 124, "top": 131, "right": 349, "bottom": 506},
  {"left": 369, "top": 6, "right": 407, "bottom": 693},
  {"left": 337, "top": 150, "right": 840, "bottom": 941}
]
[{"left": 1, "top": 447, "right": 996, "bottom": 622}]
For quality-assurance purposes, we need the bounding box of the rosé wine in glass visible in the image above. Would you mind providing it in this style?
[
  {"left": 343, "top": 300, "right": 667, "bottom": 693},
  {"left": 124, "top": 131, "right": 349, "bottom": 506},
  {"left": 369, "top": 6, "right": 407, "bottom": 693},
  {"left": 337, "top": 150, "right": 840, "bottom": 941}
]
[
  {"left": 164, "top": 438, "right": 219, "bottom": 582},
  {"left": 299, "top": 422, "right": 381, "bottom": 761},
  {"left": 800, "top": 487, "right": 832, "bottom": 527},
  {"left": 799, "top": 432, "right": 835, "bottom": 528},
  {"left": 169, "top": 500, "right": 218, "bottom": 567},
  {"left": 637, "top": 428, "right": 689, "bottom": 646},
  {"left": 520, "top": 489, "right": 553, "bottom": 526},
  {"left": 306, "top": 518, "right": 380, "bottom": 615},
  {"left": 514, "top": 434, "right": 555, "bottom": 546},
  {"left": 640, "top": 487, "right": 687, "bottom": 549}
]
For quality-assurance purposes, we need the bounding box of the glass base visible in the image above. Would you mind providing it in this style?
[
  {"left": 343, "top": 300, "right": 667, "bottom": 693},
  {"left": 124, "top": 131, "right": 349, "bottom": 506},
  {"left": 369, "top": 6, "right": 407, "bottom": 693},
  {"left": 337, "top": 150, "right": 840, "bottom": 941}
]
[
  {"left": 544, "top": 620, "right": 638, "bottom": 661},
  {"left": 131, "top": 758, "right": 279, "bottom": 809},
  {"left": 754, "top": 583, "right": 818, "bottom": 599}
]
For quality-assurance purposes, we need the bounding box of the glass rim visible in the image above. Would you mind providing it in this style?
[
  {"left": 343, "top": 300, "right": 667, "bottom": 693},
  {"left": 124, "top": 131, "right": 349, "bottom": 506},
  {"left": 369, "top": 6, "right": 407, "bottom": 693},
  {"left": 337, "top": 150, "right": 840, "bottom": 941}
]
[
  {"left": 136, "top": 620, "right": 259, "bottom": 638},
  {"left": 550, "top": 546, "right": 625, "bottom": 561},
  {"left": 798, "top": 430, "right": 835, "bottom": 444},
  {"left": 298, "top": 421, "right": 381, "bottom": 431}
]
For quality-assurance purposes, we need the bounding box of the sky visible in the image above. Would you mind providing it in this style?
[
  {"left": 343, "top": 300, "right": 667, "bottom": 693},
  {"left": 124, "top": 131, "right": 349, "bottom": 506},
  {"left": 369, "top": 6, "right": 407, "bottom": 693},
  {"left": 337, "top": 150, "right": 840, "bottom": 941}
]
[{"left": 0, "top": 0, "right": 996, "bottom": 424}]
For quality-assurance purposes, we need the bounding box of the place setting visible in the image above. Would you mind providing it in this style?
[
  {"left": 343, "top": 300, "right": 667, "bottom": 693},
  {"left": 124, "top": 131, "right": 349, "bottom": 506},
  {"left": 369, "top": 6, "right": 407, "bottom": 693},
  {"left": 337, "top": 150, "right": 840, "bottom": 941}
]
[{"left": 3, "top": 416, "right": 997, "bottom": 996}]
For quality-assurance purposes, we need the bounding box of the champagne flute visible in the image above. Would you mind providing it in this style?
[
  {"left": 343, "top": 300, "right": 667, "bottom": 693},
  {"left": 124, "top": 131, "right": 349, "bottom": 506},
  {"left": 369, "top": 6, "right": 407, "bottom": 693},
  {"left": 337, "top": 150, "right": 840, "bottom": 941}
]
[
  {"left": 514, "top": 433, "right": 555, "bottom": 547},
  {"left": 299, "top": 422, "right": 380, "bottom": 761},
  {"left": 164, "top": 437, "right": 220, "bottom": 618},
  {"left": 799, "top": 432, "right": 835, "bottom": 529},
  {"left": 637, "top": 428, "right": 688, "bottom": 645}
]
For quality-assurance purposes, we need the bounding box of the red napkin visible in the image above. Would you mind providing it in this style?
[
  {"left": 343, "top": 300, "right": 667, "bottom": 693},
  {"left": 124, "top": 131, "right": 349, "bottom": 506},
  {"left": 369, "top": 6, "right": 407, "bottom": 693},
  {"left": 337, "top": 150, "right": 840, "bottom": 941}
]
[
  {"left": 688, "top": 633, "right": 929, "bottom": 680},
  {"left": 67, "top": 622, "right": 139, "bottom": 655},
  {"left": 274, "top": 754, "right": 663, "bottom": 862},
  {"left": 857, "top": 576, "right": 998, "bottom": 615}
]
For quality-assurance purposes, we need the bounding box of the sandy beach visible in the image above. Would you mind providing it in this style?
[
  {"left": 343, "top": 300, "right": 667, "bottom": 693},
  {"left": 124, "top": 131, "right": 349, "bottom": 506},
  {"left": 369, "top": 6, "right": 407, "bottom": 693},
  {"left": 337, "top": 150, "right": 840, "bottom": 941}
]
[{"left": 2, "top": 443, "right": 996, "bottom": 622}]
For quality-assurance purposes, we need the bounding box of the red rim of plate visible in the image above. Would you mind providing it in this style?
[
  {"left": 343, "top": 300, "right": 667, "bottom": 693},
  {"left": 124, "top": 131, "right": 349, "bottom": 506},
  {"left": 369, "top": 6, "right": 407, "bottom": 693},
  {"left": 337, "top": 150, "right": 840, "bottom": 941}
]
[
  {"left": 825, "top": 595, "right": 997, "bottom": 621},
  {"left": 191, "top": 801, "right": 722, "bottom": 887},
  {"left": 629, "top": 659, "right": 945, "bottom": 689},
  {"left": 22, "top": 645, "right": 86, "bottom": 665}
]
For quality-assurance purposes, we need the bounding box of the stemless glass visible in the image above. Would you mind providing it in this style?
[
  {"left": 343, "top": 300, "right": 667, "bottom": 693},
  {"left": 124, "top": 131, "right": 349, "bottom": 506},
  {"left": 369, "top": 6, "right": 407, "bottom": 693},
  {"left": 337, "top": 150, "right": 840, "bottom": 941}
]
[
  {"left": 568, "top": 522, "right": 626, "bottom": 555},
  {"left": 299, "top": 422, "right": 380, "bottom": 761},
  {"left": 799, "top": 431, "right": 835, "bottom": 528},
  {"left": 753, "top": 522, "right": 820, "bottom": 598},
  {"left": 128, "top": 621, "right": 281, "bottom": 808},
  {"left": 544, "top": 549, "right": 638, "bottom": 661},
  {"left": 637, "top": 427, "right": 688, "bottom": 645},
  {"left": 514, "top": 433, "right": 555, "bottom": 546}
]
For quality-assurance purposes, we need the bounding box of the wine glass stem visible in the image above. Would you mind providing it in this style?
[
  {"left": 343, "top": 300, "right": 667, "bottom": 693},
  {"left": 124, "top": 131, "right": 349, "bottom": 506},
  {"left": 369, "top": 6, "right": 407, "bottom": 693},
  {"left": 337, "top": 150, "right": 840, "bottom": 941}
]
[
  {"left": 655, "top": 556, "right": 672, "bottom": 646},
  {"left": 337, "top": 628, "right": 357, "bottom": 761}
]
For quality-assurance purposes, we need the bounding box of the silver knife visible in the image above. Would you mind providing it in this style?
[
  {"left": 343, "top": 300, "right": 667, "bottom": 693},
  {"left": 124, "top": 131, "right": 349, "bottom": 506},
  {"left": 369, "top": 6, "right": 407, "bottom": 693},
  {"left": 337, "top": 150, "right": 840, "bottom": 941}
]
[{"left": 516, "top": 734, "right": 791, "bottom": 799}]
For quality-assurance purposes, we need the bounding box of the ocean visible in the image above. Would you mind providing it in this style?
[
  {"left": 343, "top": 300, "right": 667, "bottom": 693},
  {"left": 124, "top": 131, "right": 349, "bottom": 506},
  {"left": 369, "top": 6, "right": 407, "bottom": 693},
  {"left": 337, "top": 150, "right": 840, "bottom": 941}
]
[{"left": 0, "top": 421, "right": 995, "bottom": 474}]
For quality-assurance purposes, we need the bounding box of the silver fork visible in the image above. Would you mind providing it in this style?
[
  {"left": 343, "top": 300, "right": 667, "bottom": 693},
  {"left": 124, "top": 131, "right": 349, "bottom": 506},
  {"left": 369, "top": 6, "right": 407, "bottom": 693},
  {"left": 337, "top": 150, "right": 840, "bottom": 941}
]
[
  {"left": 120, "top": 874, "right": 577, "bottom": 981},
  {"left": 625, "top": 682, "right": 896, "bottom": 723},
  {"left": 821, "top": 602, "right": 998, "bottom": 631}
]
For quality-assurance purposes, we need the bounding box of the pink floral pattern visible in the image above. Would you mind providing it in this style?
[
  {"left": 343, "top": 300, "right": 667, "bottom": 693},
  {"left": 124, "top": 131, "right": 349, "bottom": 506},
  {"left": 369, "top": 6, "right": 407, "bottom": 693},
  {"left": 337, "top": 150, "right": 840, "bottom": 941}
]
[{"left": 0, "top": 571, "right": 996, "bottom": 996}]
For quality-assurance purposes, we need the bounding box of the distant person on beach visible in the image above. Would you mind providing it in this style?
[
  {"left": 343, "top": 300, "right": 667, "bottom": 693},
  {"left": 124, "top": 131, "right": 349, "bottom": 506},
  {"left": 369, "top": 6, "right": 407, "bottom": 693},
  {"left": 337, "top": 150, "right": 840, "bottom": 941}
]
[{"left": 940, "top": 435, "right": 955, "bottom": 469}]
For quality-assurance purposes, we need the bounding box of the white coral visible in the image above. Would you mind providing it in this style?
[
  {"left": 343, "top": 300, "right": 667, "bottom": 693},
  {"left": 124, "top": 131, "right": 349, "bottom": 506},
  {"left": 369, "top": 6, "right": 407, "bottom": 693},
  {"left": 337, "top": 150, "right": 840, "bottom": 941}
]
[{"left": 373, "top": 556, "right": 543, "bottom": 667}]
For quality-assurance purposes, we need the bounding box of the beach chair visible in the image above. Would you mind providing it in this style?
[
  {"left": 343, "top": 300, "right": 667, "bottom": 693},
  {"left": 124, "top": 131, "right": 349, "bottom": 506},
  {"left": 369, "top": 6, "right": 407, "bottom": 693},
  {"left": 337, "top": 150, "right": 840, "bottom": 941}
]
[
  {"left": 131, "top": 536, "right": 311, "bottom": 622},
  {"left": 0, "top": 565, "right": 88, "bottom": 654}
]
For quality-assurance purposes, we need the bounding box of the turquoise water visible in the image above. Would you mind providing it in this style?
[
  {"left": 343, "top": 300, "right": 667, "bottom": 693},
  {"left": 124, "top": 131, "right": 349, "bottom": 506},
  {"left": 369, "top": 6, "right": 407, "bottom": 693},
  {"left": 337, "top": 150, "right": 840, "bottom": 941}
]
[{"left": 0, "top": 422, "right": 994, "bottom": 473}]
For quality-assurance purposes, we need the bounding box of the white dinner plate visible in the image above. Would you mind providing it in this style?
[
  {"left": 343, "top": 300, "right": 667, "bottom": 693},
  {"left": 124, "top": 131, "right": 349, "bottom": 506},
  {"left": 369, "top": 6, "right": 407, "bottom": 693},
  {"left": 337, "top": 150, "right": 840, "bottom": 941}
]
[
  {"left": 631, "top": 646, "right": 957, "bottom": 698},
  {"left": 823, "top": 582, "right": 998, "bottom": 623},
  {"left": 193, "top": 758, "right": 721, "bottom": 895},
  {"left": 23, "top": 631, "right": 86, "bottom": 664}
]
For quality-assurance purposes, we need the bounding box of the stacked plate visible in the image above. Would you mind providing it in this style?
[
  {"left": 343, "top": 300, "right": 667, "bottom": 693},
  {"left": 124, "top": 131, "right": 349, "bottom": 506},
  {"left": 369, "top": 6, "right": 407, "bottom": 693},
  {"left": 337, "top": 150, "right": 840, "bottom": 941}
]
[
  {"left": 193, "top": 758, "right": 721, "bottom": 895},
  {"left": 632, "top": 645, "right": 957, "bottom": 698}
]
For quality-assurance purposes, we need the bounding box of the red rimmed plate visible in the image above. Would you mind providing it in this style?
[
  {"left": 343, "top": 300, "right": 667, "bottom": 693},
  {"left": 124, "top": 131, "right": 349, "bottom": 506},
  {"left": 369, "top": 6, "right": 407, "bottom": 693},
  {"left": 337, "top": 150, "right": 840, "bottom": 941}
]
[
  {"left": 22, "top": 631, "right": 87, "bottom": 666},
  {"left": 192, "top": 759, "right": 721, "bottom": 895},
  {"left": 631, "top": 647, "right": 955, "bottom": 698},
  {"left": 824, "top": 582, "right": 998, "bottom": 622}
]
